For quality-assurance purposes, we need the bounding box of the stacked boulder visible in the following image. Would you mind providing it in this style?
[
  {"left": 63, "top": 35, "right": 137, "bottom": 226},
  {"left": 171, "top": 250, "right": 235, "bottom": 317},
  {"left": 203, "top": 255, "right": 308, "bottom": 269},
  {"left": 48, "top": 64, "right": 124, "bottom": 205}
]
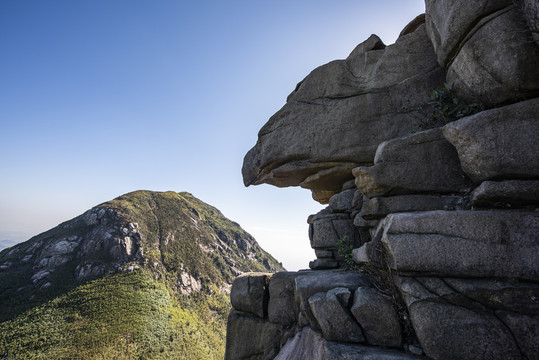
[
  {"left": 226, "top": 271, "right": 420, "bottom": 360},
  {"left": 230, "top": 1, "right": 539, "bottom": 359}
]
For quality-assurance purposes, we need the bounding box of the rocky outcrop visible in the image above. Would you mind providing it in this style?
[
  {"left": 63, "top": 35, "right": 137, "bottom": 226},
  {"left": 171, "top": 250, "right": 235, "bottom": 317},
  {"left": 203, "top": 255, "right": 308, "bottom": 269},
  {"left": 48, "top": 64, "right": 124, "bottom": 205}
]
[
  {"left": 0, "top": 191, "right": 284, "bottom": 321},
  {"left": 425, "top": 0, "right": 539, "bottom": 107},
  {"left": 242, "top": 23, "right": 445, "bottom": 202},
  {"left": 225, "top": 271, "right": 424, "bottom": 360},
  {"left": 232, "top": 2, "right": 539, "bottom": 359}
]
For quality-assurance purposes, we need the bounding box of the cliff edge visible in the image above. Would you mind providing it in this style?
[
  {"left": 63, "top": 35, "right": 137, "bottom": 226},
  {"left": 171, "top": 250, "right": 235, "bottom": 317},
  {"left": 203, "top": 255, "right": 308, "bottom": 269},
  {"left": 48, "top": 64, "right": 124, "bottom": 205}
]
[{"left": 230, "top": 1, "right": 539, "bottom": 359}]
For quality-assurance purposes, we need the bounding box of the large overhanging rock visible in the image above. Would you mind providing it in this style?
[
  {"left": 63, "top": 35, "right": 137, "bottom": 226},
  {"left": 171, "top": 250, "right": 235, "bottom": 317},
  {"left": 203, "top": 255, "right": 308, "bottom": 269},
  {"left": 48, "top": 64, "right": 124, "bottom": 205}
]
[
  {"left": 425, "top": 0, "right": 539, "bottom": 107},
  {"left": 242, "top": 23, "right": 445, "bottom": 197}
]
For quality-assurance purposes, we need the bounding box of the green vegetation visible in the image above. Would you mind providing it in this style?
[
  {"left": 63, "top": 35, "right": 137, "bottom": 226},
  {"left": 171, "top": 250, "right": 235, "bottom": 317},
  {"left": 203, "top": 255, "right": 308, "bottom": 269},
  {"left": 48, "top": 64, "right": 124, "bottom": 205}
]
[
  {"left": 100, "top": 191, "right": 283, "bottom": 287},
  {"left": 0, "top": 190, "right": 283, "bottom": 359},
  {"left": 0, "top": 270, "right": 230, "bottom": 360},
  {"left": 336, "top": 236, "right": 359, "bottom": 270},
  {"left": 414, "top": 83, "right": 484, "bottom": 131}
]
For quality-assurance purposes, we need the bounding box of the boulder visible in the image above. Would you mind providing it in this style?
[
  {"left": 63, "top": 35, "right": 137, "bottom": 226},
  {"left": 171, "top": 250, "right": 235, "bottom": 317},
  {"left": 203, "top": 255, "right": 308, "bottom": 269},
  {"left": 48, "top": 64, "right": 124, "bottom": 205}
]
[
  {"left": 442, "top": 278, "right": 539, "bottom": 314},
  {"left": 394, "top": 276, "right": 539, "bottom": 359},
  {"left": 242, "top": 26, "right": 445, "bottom": 195},
  {"left": 293, "top": 270, "right": 372, "bottom": 328},
  {"left": 308, "top": 288, "right": 364, "bottom": 343},
  {"left": 309, "top": 216, "right": 360, "bottom": 250},
  {"left": 351, "top": 286, "right": 402, "bottom": 347},
  {"left": 442, "top": 99, "right": 539, "bottom": 183},
  {"left": 471, "top": 180, "right": 539, "bottom": 207},
  {"left": 425, "top": 0, "right": 539, "bottom": 106},
  {"left": 408, "top": 301, "right": 520, "bottom": 360},
  {"left": 275, "top": 327, "right": 417, "bottom": 360},
  {"left": 230, "top": 272, "right": 272, "bottom": 318},
  {"left": 268, "top": 272, "right": 298, "bottom": 326},
  {"left": 496, "top": 311, "right": 539, "bottom": 360},
  {"left": 328, "top": 189, "right": 357, "bottom": 213},
  {"left": 381, "top": 211, "right": 539, "bottom": 280},
  {"left": 353, "top": 128, "right": 472, "bottom": 197},
  {"left": 274, "top": 327, "right": 326, "bottom": 360},
  {"left": 360, "top": 194, "right": 463, "bottom": 220},
  {"left": 225, "top": 311, "right": 283, "bottom": 360},
  {"left": 308, "top": 259, "right": 340, "bottom": 270},
  {"left": 524, "top": 0, "right": 539, "bottom": 43},
  {"left": 395, "top": 276, "right": 539, "bottom": 314}
]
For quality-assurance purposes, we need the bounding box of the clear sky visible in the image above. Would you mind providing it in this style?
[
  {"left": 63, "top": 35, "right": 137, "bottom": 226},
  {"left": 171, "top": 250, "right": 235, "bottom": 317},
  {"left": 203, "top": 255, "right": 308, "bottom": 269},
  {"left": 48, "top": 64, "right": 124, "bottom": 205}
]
[{"left": 0, "top": 0, "right": 425, "bottom": 271}]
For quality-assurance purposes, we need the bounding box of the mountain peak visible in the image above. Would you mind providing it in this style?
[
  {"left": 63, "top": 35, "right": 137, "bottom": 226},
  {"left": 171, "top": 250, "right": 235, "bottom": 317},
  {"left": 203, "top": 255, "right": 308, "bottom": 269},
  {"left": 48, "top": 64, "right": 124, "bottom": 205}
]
[{"left": 0, "top": 190, "right": 283, "bottom": 321}]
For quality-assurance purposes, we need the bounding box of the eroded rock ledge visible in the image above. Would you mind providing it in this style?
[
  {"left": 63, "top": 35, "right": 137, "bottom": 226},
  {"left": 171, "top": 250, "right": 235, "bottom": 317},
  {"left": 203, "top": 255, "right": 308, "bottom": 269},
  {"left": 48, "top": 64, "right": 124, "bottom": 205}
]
[{"left": 231, "top": 2, "right": 539, "bottom": 359}]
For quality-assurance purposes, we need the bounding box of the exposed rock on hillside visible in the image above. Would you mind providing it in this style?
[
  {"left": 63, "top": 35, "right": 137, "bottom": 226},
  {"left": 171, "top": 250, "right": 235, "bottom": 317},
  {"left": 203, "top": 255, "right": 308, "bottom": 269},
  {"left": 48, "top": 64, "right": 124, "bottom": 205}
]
[
  {"left": 0, "top": 191, "right": 283, "bottom": 321},
  {"left": 232, "top": 3, "right": 539, "bottom": 359}
]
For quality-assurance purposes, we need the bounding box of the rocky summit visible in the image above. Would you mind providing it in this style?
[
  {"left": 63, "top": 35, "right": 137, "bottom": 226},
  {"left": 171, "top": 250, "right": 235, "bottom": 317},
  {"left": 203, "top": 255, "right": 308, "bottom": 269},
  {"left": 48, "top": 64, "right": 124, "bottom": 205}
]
[
  {"left": 0, "top": 190, "right": 283, "bottom": 359},
  {"left": 231, "top": 2, "right": 539, "bottom": 360}
]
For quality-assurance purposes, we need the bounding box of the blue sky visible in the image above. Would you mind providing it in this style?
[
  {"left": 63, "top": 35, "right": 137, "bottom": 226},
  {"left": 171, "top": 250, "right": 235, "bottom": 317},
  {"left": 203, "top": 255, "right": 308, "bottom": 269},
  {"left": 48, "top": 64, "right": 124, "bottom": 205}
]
[{"left": 0, "top": 0, "right": 425, "bottom": 270}]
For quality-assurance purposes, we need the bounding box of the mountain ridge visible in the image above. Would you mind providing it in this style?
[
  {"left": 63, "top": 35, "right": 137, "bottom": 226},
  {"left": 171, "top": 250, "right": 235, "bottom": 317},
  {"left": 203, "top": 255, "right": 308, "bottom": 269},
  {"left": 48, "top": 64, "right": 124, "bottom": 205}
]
[{"left": 0, "top": 190, "right": 283, "bottom": 359}]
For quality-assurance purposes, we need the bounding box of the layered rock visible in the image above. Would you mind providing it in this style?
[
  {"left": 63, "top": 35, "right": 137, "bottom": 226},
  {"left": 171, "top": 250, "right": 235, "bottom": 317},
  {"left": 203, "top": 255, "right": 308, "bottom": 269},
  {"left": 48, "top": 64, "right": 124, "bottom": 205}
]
[
  {"left": 233, "top": 3, "right": 539, "bottom": 359},
  {"left": 242, "top": 22, "right": 445, "bottom": 202},
  {"left": 225, "top": 271, "right": 422, "bottom": 360},
  {"left": 425, "top": 0, "right": 539, "bottom": 106},
  {"left": 0, "top": 191, "right": 284, "bottom": 318}
]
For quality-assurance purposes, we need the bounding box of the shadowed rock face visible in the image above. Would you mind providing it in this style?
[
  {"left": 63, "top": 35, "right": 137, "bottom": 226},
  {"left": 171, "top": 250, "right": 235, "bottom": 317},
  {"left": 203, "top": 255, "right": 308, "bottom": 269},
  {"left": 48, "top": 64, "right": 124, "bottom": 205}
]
[
  {"left": 242, "top": 23, "right": 445, "bottom": 196},
  {"left": 425, "top": 0, "right": 539, "bottom": 107}
]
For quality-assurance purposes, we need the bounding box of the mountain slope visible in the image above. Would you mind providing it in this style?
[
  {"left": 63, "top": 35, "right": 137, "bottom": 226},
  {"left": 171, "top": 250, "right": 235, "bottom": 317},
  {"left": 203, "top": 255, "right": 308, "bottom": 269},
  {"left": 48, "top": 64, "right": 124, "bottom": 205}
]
[
  {"left": 0, "top": 240, "right": 18, "bottom": 252},
  {"left": 0, "top": 190, "right": 283, "bottom": 359}
]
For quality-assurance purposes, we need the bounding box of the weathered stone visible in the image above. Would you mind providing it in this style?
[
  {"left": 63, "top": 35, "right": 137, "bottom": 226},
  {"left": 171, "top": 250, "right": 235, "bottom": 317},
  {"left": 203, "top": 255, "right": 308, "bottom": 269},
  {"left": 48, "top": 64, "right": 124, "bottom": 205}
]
[
  {"left": 294, "top": 270, "right": 372, "bottom": 328},
  {"left": 307, "top": 207, "right": 337, "bottom": 224},
  {"left": 443, "top": 278, "right": 539, "bottom": 315},
  {"left": 274, "top": 327, "right": 326, "bottom": 360},
  {"left": 230, "top": 272, "right": 272, "bottom": 318},
  {"left": 309, "top": 259, "right": 340, "bottom": 270},
  {"left": 300, "top": 164, "right": 358, "bottom": 192},
  {"left": 425, "top": 0, "right": 511, "bottom": 68},
  {"left": 310, "top": 217, "right": 359, "bottom": 250},
  {"left": 425, "top": 0, "right": 539, "bottom": 106},
  {"left": 353, "top": 128, "right": 472, "bottom": 197},
  {"left": 409, "top": 301, "right": 520, "bottom": 360},
  {"left": 360, "top": 194, "right": 462, "bottom": 220},
  {"left": 314, "top": 250, "right": 334, "bottom": 259},
  {"left": 308, "top": 288, "right": 364, "bottom": 343},
  {"left": 353, "top": 214, "right": 378, "bottom": 228},
  {"left": 328, "top": 189, "right": 356, "bottom": 213},
  {"left": 471, "top": 180, "right": 539, "bottom": 207},
  {"left": 443, "top": 99, "right": 539, "bottom": 183},
  {"left": 351, "top": 286, "right": 402, "bottom": 347},
  {"left": 323, "top": 341, "right": 420, "bottom": 360},
  {"left": 497, "top": 311, "right": 539, "bottom": 360},
  {"left": 311, "top": 190, "right": 338, "bottom": 204},
  {"left": 381, "top": 211, "right": 539, "bottom": 280},
  {"left": 242, "top": 27, "right": 444, "bottom": 193},
  {"left": 342, "top": 179, "right": 356, "bottom": 190},
  {"left": 524, "top": 0, "right": 539, "bottom": 43},
  {"left": 275, "top": 327, "right": 417, "bottom": 360},
  {"left": 395, "top": 275, "right": 539, "bottom": 358},
  {"left": 268, "top": 272, "right": 298, "bottom": 326},
  {"left": 399, "top": 13, "right": 426, "bottom": 37},
  {"left": 225, "top": 311, "right": 283, "bottom": 360}
]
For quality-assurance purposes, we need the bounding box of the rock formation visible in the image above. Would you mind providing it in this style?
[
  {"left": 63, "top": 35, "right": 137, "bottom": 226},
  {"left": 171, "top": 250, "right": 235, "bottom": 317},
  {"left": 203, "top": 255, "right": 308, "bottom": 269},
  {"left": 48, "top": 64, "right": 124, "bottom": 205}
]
[{"left": 230, "top": 2, "right": 539, "bottom": 359}]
